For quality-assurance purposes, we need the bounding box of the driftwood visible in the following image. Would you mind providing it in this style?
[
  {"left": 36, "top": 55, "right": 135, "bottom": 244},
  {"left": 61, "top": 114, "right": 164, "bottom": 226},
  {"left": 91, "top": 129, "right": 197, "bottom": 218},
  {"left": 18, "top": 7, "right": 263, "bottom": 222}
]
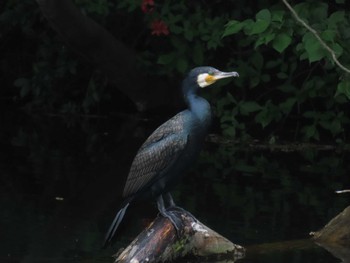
[
  {"left": 311, "top": 205, "right": 350, "bottom": 245},
  {"left": 311, "top": 205, "right": 350, "bottom": 262},
  {"left": 313, "top": 242, "right": 350, "bottom": 263},
  {"left": 114, "top": 207, "right": 245, "bottom": 263}
]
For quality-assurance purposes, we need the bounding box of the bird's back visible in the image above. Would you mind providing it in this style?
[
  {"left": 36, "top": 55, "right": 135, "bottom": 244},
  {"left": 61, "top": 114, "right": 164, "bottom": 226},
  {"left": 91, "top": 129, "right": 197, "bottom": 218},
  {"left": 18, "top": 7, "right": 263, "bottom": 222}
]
[
  {"left": 123, "top": 92, "right": 212, "bottom": 199},
  {"left": 122, "top": 111, "right": 192, "bottom": 198}
]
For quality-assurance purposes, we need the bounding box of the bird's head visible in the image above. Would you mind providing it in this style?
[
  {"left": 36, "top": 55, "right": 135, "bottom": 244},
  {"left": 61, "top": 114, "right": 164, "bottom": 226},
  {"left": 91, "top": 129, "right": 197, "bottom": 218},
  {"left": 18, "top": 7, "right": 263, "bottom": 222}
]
[{"left": 182, "top": 66, "right": 239, "bottom": 95}]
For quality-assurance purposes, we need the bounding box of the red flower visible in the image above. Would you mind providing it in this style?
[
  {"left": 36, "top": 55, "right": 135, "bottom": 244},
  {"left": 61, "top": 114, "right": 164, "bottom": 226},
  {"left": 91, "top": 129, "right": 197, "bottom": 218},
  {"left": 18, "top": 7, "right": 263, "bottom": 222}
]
[
  {"left": 141, "top": 0, "right": 154, "bottom": 14},
  {"left": 151, "top": 20, "right": 169, "bottom": 36}
]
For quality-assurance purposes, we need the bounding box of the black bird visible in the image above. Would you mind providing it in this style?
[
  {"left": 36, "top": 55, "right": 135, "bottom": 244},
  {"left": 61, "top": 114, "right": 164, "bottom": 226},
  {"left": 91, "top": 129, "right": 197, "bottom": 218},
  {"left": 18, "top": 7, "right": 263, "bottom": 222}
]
[{"left": 104, "top": 66, "right": 239, "bottom": 246}]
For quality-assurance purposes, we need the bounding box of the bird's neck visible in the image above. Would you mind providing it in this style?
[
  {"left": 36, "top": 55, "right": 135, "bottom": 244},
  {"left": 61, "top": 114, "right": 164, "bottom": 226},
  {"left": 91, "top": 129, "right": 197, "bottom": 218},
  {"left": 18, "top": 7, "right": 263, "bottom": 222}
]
[{"left": 184, "top": 91, "right": 211, "bottom": 124}]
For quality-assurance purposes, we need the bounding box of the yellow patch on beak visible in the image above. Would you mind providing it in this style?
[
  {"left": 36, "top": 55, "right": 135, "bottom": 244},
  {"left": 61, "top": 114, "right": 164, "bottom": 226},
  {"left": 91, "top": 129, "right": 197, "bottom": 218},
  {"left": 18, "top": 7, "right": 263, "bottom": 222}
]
[
  {"left": 205, "top": 75, "right": 216, "bottom": 85},
  {"left": 197, "top": 70, "right": 239, "bottom": 88}
]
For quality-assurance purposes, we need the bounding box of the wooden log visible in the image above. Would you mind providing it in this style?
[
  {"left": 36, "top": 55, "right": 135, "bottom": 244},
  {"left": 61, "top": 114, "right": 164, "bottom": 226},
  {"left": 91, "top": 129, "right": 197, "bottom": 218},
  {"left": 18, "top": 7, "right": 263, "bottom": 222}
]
[
  {"left": 310, "top": 205, "right": 350, "bottom": 262},
  {"left": 313, "top": 242, "right": 350, "bottom": 263},
  {"left": 114, "top": 207, "right": 245, "bottom": 262},
  {"left": 310, "top": 205, "right": 350, "bottom": 246}
]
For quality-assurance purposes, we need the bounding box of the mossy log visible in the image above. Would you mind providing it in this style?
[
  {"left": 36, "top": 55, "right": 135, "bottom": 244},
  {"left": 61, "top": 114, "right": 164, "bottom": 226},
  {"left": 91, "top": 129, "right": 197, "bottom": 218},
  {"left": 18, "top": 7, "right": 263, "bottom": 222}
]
[{"left": 114, "top": 207, "right": 245, "bottom": 263}]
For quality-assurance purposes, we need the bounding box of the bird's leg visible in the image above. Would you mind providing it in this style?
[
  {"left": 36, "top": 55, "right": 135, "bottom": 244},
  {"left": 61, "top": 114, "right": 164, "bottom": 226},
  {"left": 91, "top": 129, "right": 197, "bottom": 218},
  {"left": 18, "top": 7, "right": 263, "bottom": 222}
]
[
  {"left": 165, "top": 192, "right": 176, "bottom": 207},
  {"left": 157, "top": 195, "right": 182, "bottom": 232},
  {"left": 164, "top": 192, "right": 198, "bottom": 223}
]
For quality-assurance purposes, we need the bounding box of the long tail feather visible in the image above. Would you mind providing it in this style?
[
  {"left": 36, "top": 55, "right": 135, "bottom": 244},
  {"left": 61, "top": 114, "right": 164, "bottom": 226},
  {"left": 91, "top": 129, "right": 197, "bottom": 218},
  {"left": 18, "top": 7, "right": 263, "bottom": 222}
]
[{"left": 103, "top": 202, "right": 130, "bottom": 247}]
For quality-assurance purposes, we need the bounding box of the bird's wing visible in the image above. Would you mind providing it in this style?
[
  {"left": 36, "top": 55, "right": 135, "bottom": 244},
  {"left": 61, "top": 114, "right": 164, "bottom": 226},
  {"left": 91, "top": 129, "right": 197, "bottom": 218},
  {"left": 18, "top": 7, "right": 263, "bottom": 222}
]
[
  {"left": 122, "top": 111, "right": 189, "bottom": 198},
  {"left": 138, "top": 111, "right": 187, "bottom": 151}
]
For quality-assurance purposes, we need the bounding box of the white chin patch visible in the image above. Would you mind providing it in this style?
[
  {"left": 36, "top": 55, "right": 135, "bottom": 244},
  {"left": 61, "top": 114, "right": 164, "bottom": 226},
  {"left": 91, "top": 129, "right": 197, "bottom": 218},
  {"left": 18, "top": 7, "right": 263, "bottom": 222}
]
[{"left": 197, "top": 73, "right": 209, "bottom": 88}]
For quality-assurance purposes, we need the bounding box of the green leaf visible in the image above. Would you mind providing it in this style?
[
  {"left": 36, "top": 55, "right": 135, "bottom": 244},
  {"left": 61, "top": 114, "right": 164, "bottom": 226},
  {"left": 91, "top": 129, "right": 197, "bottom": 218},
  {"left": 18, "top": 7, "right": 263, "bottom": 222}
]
[
  {"left": 312, "top": 3, "right": 328, "bottom": 20},
  {"left": 271, "top": 10, "right": 285, "bottom": 22},
  {"left": 320, "top": 119, "right": 342, "bottom": 135},
  {"left": 249, "top": 9, "right": 271, "bottom": 35},
  {"left": 331, "top": 43, "right": 343, "bottom": 57},
  {"left": 328, "top": 11, "right": 344, "bottom": 29},
  {"left": 222, "top": 20, "right": 243, "bottom": 37},
  {"left": 222, "top": 126, "right": 236, "bottom": 137},
  {"left": 302, "top": 33, "right": 325, "bottom": 62},
  {"left": 255, "top": 108, "right": 270, "bottom": 128},
  {"left": 272, "top": 33, "right": 292, "bottom": 53},
  {"left": 256, "top": 9, "right": 271, "bottom": 22},
  {"left": 242, "top": 19, "right": 255, "bottom": 35},
  {"left": 239, "top": 101, "right": 262, "bottom": 115},
  {"left": 251, "top": 20, "right": 270, "bottom": 35},
  {"left": 321, "top": 30, "right": 337, "bottom": 42},
  {"left": 157, "top": 53, "right": 175, "bottom": 65},
  {"left": 279, "top": 98, "right": 296, "bottom": 114},
  {"left": 220, "top": 114, "right": 233, "bottom": 123},
  {"left": 302, "top": 125, "right": 319, "bottom": 140},
  {"left": 335, "top": 80, "right": 350, "bottom": 99},
  {"left": 254, "top": 30, "right": 275, "bottom": 49}
]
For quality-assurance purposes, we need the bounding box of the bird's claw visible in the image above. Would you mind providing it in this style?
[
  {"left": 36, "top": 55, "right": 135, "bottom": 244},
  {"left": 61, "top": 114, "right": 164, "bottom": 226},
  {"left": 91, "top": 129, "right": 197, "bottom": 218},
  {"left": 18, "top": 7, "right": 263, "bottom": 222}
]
[{"left": 160, "top": 209, "right": 183, "bottom": 234}]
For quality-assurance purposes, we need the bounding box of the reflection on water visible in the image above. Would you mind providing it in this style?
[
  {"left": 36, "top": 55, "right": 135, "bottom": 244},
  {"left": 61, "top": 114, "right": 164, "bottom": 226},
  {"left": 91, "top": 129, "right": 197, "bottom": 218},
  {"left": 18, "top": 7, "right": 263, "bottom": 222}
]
[{"left": 0, "top": 110, "right": 349, "bottom": 263}]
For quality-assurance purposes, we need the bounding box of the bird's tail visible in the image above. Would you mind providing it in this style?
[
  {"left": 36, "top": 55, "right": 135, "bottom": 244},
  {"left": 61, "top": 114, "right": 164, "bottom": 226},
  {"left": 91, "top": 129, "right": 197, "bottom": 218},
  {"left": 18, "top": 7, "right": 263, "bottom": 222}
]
[{"left": 103, "top": 201, "right": 130, "bottom": 247}]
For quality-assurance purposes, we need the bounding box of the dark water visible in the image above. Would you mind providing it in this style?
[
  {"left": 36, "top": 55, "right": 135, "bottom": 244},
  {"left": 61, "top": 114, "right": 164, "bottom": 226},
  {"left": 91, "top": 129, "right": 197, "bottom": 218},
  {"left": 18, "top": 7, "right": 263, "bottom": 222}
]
[{"left": 1, "top": 109, "right": 349, "bottom": 263}]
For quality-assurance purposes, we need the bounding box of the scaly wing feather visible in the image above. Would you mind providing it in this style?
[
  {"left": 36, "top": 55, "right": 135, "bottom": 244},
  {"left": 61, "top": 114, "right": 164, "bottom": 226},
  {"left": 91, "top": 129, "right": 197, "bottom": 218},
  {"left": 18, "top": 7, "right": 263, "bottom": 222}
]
[{"left": 123, "top": 111, "right": 189, "bottom": 198}]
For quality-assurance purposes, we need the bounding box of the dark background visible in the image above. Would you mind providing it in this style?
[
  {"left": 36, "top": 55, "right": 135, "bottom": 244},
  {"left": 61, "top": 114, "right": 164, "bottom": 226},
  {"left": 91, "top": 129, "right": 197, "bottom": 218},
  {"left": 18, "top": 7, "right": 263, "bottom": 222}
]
[{"left": 1, "top": 0, "right": 350, "bottom": 262}]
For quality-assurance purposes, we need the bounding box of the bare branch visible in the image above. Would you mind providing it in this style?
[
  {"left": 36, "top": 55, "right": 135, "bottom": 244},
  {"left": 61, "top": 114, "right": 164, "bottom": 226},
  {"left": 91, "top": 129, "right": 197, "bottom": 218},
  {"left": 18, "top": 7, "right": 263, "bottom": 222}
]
[
  {"left": 335, "top": 190, "right": 350, "bottom": 194},
  {"left": 282, "top": 0, "right": 350, "bottom": 74}
]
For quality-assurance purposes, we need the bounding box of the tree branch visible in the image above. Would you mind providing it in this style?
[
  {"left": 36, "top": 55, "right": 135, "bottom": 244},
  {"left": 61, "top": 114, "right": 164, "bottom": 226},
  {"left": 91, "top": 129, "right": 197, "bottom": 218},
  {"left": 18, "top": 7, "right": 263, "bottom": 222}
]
[
  {"left": 36, "top": 0, "right": 181, "bottom": 111},
  {"left": 282, "top": 0, "right": 350, "bottom": 74}
]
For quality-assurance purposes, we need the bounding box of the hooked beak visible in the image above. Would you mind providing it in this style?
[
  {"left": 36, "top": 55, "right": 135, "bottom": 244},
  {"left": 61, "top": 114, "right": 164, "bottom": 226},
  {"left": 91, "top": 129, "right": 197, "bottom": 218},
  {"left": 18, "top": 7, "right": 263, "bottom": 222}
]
[
  {"left": 213, "top": 71, "right": 239, "bottom": 80},
  {"left": 198, "top": 69, "right": 239, "bottom": 88}
]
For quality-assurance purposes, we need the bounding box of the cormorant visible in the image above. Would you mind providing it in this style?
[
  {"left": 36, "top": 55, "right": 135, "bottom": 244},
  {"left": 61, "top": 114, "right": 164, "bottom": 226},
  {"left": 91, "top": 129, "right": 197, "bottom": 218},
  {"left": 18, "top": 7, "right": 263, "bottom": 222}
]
[{"left": 104, "top": 66, "right": 239, "bottom": 246}]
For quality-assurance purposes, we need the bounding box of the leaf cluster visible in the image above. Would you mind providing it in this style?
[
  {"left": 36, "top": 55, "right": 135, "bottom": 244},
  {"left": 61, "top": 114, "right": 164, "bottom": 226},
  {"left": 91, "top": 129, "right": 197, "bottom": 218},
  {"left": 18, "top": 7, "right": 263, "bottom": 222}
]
[{"left": 220, "top": 2, "right": 350, "bottom": 142}]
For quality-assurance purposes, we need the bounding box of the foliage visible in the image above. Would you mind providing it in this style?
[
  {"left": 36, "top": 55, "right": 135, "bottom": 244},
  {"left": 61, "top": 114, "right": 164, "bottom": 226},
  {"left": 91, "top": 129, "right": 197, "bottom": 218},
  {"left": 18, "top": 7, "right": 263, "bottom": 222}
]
[
  {"left": 1, "top": 0, "right": 350, "bottom": 142},
  {"left": 220, "top": 2, "right": 350, "bottom": 142}
]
